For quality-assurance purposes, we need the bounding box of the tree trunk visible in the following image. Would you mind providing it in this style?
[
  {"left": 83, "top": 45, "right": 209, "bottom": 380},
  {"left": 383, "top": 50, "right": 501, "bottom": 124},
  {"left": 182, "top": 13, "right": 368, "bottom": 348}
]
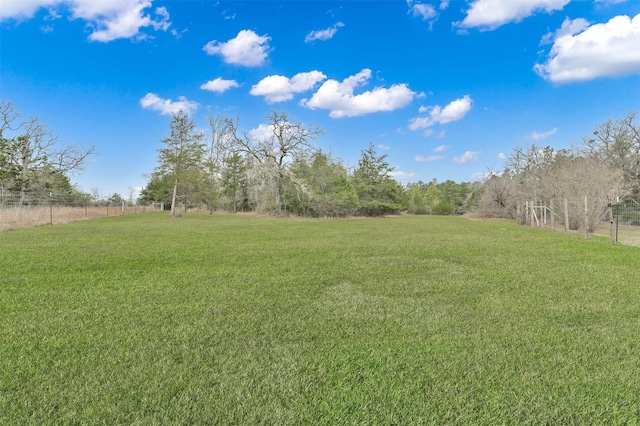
[{"left": 170, "top": 182, "right": 178, "bottom": 217}]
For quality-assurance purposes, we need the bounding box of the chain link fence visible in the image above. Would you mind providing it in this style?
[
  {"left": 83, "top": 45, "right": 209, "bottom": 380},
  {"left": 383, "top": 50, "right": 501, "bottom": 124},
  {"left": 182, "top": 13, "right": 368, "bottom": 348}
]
[{"left": 0, "top": 189, "right": 164, "bottom": 232}]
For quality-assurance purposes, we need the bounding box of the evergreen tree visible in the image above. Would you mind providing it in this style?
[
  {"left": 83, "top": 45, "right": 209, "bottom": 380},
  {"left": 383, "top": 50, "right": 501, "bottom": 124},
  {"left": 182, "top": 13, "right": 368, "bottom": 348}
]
[
  {"left": 154, "top": 110, "right": 204, "bottom": 217},
  {"left": 288, "top": 151, "right": 359, "bottom": 217},
  {"left": 351, "top": 143, "right": 403, "bottom": 216},
  {"left": 220, "top": 152, "right": 248, "bottom": 212}
]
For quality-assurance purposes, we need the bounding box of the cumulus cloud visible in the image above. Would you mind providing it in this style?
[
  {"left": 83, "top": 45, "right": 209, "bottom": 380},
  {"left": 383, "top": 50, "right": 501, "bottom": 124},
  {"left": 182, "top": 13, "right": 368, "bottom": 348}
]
[
  {"left": 458, "top": 0, "right": 570, "bottom": 30},
  {"left": 378, "top": 144, "right": 390, "bottom": 150},
  {"left": 391, "top": 170, "right": 417, "bottom": 180},
  {"left": 200, "top": 77, "right": 240, "bottom": 94},
  {"left": 305, "top": 22, "right": 344, "bottom": 42},
  {"left": 248, "top": 123, "right": 276, "bottom": 142},
  {"left": 301, "top": 69, "right": 416, "bottom": 118},
  {"left": 498, "top": 152, "right": 508, "bottom": 159},
  {"left": 433, "top": 144, "right": 450, "bottom": 152},
  {"left": 407, "top": 0, "right": 437, "bottom": 20},
  {"left": 535, "top": 14, "right": 640, "bottom": 83},
  {"left": 250, "top": 71, "right": 327, "bottom": 103},
  {"left": 1, "top": 0, "right": 63, "bottom": 21},
  {"left": 1, "top": 0, "right": 172, "bottom": 42},
  {"left": 529, "top": 127, "right": 557, "bottom": 140},
  {"left": 415, "top": 155, "right": 444, "bottom": 162},
  {"left": 409, "top": 95, "right": 473, "bottom": 131},
  {"left": 540, "top": 17, "right": 590, "bottom": 45},
  {"left": 139, "top": 93, "right": 198, "bottom": 116},
  {"left": 453, "top": 151, "right": 481, "bottom": 164},
  {"left": 203, "top": 29, "right": 271, "bottom": 67}
]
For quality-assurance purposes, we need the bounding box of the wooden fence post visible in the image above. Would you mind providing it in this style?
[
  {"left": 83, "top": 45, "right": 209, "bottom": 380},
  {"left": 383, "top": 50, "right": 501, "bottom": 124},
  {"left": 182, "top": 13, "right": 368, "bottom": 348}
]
[
  {"left": 550, "top": 199, "right": 555, "bottom": 232},
  {"left": 530, "top": 201, "right": 535, "bottom": 227},
  {"left": 608, "top": 199, "right": 616, "bottom": 246},
  {"left": 584, "top": 195, "right": 589, "bottom": 239}
]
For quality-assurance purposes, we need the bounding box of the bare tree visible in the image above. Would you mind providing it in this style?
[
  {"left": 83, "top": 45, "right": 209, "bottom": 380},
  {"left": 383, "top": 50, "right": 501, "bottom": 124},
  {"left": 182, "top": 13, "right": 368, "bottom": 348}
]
[
  {"left": 1, "top": 101, "right": 95, "bottom": 203},
  {"left": 475, "top": 172, "right": 515, "bottom": 219},
  {"left": 225, "top": 111, "right": 322, "bottom": 214},
  {"left": 202, "top": 114, "right": 232, "bottom": 213},
  {"left": 579, "top": 111, "right": 640, "bottom": 197},
  {"left": 544, "top": 156, "right": 625, "bottom": 232},
  {"left": 505, "top": 144, "right": 567, "bottom": 205},
  {"left": 127, "top": 186, "right": 138, "bottom": 205}
]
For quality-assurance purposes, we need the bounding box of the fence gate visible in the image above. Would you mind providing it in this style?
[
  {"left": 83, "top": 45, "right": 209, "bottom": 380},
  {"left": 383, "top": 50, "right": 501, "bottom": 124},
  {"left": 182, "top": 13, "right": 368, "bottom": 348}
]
[{"left": 613, "top": 197, "right": 640, "bottom": 242}]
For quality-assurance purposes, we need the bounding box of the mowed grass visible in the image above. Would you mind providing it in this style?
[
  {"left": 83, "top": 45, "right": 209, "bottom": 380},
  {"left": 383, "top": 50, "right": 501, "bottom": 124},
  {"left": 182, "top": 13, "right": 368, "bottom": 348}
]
[{"left": 1, "top": 213, "right": 640, "bottom": 424}]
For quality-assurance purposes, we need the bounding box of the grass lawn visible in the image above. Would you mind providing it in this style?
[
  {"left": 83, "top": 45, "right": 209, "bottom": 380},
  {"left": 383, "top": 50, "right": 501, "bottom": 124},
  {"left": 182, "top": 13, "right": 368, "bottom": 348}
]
[{"left": 2, "top": 213, "right": 640, "bottom": 424}]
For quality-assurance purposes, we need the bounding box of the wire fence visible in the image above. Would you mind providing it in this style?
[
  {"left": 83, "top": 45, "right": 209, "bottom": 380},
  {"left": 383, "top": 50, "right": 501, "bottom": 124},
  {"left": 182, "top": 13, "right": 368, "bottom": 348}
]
[
  {"left": 614, "top": 198, "right": 640, "bottom": 226},
  {"left": 0, "top": 189, "right": 164, "bottom": 232}
]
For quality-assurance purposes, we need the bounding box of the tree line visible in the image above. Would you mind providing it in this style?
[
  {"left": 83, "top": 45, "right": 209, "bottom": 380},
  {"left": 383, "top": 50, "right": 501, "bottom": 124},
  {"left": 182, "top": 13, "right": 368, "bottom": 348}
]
[
  {"left": 0, "top": 101, "right": 95, "bottom": 205},
  {"left": 9, "top": 98, "right": 633, "bottom": 227},
  {"left": 138, "top": 110, "right": 479, "bottom": 217},
  {"left": 476, "top": 110, "right": 639, "bottom": 232}
]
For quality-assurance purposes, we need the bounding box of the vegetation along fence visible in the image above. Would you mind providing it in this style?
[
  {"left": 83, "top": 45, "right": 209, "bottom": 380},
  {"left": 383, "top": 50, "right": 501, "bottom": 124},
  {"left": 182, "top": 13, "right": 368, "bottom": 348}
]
[{"left": 0, "top": 189, "right": 163, "bottom": 232}]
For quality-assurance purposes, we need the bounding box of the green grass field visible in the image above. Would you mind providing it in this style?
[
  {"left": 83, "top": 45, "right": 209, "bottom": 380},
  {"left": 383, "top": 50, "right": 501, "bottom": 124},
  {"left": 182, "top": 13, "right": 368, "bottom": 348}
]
[{"left": 2, "top": 213, "right": 640, "bottom": 424}]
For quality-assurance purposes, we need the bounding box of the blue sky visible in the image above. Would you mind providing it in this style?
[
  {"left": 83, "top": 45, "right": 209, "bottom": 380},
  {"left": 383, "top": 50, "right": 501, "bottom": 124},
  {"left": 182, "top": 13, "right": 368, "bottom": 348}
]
[{"left": 1, "top": 0, "right": 639, "bottom": 198}]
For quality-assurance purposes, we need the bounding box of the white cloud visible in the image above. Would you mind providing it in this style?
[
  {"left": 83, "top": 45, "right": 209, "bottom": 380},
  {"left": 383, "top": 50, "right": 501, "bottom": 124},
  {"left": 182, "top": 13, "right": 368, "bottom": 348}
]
[
  {"left": 529, "top": 127, "right": 557, "bottom": 140},
  {"left": 409, "top": 95, "right": 472, "bottom": 131},
  {"left": 305, "top": 22, "right": 344, "bottom": 42},
  {"left": 250, "top": 71, "right": 327, "bottom": 103},
  {"left": 595, "top": 0, "right": 627, "bottom": 4},
  {"left": 439, "top": 1, "right": 450, "bottom": 10},
  {"left": 434, "top": 144, "right": 450, "bottom": 153},
  {"left": 301, "top": 69, "right": 416, "bottom": 118},
  {"left": 540, "top": 17, "right": 590, "bottom": 45},
  {"left": 453, "top": 151, "right": 481, "bottom": 164},
  {"left": 458, "top": 0, "right": 570, "bottom": 30},
  {"left": 1, "top": 0, "right": 60, "bottom": 21},
  {"left": 391, "top": 170, "right": 417, "bottom": 180},
  {"left": 139, "top": 93, "right": 198, "bottom": 116},
  {"left": 203, "top": 29, "right": 271, "bottom": 67},
  {"left": 1, "top": 0, "right": 172, "bottom": 42},
  {"left": 248, "top": 123, "right": 275, "bottom": 142},
  {"left": 407, "top": 1, "right": 437, "bottom": 20},
  {"left": 89, "top": 4, "right": 171, "bottom": 42},
  {"left": 378, "top": 144, "right": 390, "bottom": 150},
  {"left": 415, "top": 155, "right": 444, "bottom": 162},
  {"left": 535, "top": 14, "right": 640, "bottom": 83},
  {"left": 200, "top": 77, "right": 240, "bottom": 94},
  {"left": 471, "top": 171, "right": 497, "bottom": 181},
  {"left": 498, "top": 152, "right": 507, "bottom": 159}
]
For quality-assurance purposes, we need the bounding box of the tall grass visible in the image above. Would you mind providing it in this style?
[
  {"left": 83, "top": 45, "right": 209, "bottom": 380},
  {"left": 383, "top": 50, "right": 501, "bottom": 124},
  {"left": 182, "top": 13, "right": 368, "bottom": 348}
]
[
  {"left": 0, "top": 205, "right": 156, "bottom": 232},
  {"left": 1, "top": 213, "right": 639, "bottom": 424}
]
